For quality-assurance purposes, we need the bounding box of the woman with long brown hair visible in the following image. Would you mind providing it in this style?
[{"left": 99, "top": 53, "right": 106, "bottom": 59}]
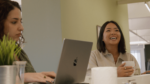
[{"left": 0, "top": 0, "right": 55, "bottom": 83}]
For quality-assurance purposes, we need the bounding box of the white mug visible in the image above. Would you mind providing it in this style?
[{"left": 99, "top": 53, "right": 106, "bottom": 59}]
[
  {"left": 91, "top": 67, "right": 117, "bottom": 84},
  {"left": 122, "top": 61, "right": 135, "bottom": 76}
]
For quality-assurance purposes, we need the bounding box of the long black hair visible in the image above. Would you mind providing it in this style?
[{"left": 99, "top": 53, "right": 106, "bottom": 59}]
[{"left": 97, "top": 21, "right": 126, "bottom": 54}]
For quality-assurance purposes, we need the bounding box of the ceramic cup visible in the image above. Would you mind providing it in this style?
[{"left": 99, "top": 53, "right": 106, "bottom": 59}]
[{"left": 122, "top": 61, "right": 135, "bottom": 76}]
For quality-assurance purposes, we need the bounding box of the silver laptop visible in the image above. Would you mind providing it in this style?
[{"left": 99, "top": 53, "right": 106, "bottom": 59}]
[{"left": 54, "top": 39, "right": 93, "bottom": 84}]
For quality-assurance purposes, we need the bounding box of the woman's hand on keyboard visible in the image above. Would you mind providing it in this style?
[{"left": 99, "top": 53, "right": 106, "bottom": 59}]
[
  {"left": 23, "top": 72, "right": 54, "bottom": 83},
  {"left": 41, "top": 71, "right": 56, "bottom": 79}
]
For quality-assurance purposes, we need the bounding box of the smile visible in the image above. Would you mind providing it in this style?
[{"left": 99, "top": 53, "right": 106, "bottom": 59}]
[{"left": 110, "top": 37, "right": 117, "bottom": 40}]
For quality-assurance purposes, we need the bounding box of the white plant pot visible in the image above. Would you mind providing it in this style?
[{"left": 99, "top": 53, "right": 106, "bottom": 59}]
[{"left": 0, "top": 65, "right": 17, "bottom": 84}]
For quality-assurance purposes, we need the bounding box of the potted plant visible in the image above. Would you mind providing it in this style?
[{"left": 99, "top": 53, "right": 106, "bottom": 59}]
[{"left": 0, "top": 35, "right": 21, "bottom": 84}]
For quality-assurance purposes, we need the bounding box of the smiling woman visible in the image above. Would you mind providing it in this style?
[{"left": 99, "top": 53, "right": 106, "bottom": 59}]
[{"left": 86, "top": 21, "right": 141, "bottom": 77}]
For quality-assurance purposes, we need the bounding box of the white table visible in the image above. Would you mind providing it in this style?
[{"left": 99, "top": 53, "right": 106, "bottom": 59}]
[{"left": 84, "top": 74, "right": 150, "bottom": 84}]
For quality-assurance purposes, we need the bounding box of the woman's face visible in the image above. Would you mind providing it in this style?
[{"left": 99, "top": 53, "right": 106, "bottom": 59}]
[
  {"left": 103, "top": 23, "right": 121, "bottom": 46},
  {"left": 4, "top": 7, "right": 23, "bottom": 41}
]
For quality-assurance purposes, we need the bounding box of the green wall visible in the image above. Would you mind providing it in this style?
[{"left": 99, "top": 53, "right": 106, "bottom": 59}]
[{"left": 60, "top": 0, "right": 130, "bottom": 52}]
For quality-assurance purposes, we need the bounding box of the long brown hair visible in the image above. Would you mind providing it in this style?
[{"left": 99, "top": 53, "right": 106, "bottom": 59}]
[{"left": 0, "top": 0, "right": 25, "bottom": 45}]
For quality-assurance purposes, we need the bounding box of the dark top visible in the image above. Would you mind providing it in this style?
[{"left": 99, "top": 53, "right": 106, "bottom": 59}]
[
  {"left": 20, "top": 50, "right": 41, "bottom": 84},
  {"left": 19, "top": 50, "right": 36, "bottom": 73}
]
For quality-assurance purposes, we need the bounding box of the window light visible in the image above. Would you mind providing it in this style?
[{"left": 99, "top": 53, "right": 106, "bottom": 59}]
[{"left": 145, "top": 2, "right": 150, "bottom": 12}]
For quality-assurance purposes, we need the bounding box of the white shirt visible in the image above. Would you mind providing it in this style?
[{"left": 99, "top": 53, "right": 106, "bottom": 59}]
[{"left": 86, "top": 50, "right": 140, "bottom": 76}]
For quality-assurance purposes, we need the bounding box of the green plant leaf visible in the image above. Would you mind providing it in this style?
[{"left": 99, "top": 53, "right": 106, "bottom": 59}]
[{"left": 0, "top": 35, "right": 22, "bottom": 65}]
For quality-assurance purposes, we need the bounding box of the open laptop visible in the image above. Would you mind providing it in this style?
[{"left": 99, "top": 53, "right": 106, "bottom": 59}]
[{"left": 53, "top": 39, "right": 93, "bottom": 84}]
